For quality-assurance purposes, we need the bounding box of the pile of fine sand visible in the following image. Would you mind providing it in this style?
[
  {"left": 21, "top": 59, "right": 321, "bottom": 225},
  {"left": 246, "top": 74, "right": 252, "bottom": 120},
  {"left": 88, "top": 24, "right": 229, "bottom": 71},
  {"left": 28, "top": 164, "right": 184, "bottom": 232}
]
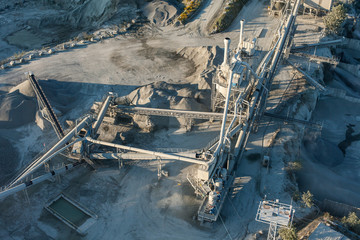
[
  {"left": 177, "top": 46, "right": 223, "bottom": 90},
  {"left": 0, "top": 89, "right": 36, "bottom": 129},
  {"left": 9, "top": 80, "right": 35, "bottom": 97},
  {"left": 142, "top": 0, "right": 179, "bottom": 26},
  {"left": 117, "top": 45, "right": 225, "bottom": 131},
  {"left": 125, "top": 81, "right": 209, "bottom": 130},
  {"left": 127, "top": 81, "right": 208, "bottom": 111}
]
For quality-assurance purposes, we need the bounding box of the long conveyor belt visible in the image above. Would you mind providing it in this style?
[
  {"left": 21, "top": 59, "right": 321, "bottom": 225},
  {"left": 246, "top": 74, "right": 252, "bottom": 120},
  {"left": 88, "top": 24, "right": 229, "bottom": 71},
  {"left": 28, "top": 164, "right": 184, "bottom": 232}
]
[{"left": 28, "top": 73, "right": 64, "bottom": 139}]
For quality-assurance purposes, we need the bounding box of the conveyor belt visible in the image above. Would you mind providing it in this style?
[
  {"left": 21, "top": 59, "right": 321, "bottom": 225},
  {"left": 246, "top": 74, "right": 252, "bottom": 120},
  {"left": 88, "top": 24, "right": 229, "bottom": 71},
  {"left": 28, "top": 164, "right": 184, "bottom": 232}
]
[
  {"left": 115, "top": 105, "right": 243, "bottom": 120},
  {"left": 290, "top": 52, "right": 339, "bottom": 65},
  {"left": 28, "top": 73, "right": 64, "bottom": 138},
  {"left": 291, "top": 38, "right": 345, "bottom": 50}
]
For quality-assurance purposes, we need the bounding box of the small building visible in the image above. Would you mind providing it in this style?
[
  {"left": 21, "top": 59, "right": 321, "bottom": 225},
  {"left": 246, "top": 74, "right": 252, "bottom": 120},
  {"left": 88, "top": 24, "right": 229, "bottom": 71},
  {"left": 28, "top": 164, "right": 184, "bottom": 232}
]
[{"left": 303, "top": 0, "right": 333, "bottom": 16}]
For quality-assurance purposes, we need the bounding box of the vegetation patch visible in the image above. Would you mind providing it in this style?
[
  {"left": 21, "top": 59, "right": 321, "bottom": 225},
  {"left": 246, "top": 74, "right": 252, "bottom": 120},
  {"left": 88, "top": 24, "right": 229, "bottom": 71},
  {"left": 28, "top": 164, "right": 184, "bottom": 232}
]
[
  {"left": 82, "top": 32, "right": 94, "bottom": 41},
  {"left": 286, "top": 160, "right": 302, "bottom": 172},
  {"left": 324, "top": 4, "right": 346, "bottom": 35},
  {"left": 177, "top": 0, "right": 203, "bottom": 24},
  {"left": 210, "top": 0, "right": 249, "bottom": 33},
  {"left": 279, "top": 226, "right": 298, "bottom": 240},
  {"left": 342, "top": 212, "right": 360, "bottom": 235},
  {"left": 301, "top": 190, "right": 314, "bottom": 208},
  {"left": 13, "top": 51, "right": 25, "bottom": 60}
]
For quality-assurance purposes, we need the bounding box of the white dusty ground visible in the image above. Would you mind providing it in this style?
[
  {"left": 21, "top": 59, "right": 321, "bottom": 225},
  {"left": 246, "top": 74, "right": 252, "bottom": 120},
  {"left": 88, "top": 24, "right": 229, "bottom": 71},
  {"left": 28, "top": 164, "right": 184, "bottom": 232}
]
[{"left": 0, "top": 0, "right": 359, "bottom": 239}]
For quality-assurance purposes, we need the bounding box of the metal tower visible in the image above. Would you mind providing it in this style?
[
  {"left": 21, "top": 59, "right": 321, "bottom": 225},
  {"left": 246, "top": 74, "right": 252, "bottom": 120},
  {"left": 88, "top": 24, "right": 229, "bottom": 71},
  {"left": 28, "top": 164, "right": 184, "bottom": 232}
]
[{"left": 255, "top": 199, "right": 295, "bottom": 240}]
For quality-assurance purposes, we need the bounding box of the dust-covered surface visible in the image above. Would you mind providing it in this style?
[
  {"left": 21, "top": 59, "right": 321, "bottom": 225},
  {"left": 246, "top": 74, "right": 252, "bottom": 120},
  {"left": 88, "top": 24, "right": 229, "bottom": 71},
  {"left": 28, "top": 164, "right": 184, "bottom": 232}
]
[
  {"left": 298, "top": 97, "right": 360, "bottom": 207},
  {"left": 142, "top": 0, "right": 179, "bottom": 26},
  {"left": 1, "top": 0, "right": 360, "bottom": 239},
  {"left": 0, "top": 0, "right": 139, "bottom": 60}
]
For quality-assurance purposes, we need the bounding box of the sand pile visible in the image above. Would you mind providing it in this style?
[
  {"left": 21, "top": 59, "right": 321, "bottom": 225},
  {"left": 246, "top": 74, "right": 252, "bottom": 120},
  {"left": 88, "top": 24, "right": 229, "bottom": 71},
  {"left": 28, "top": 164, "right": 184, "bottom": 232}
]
[
  {"left": 0, "top": 90, "right": 36, "bottom": 129},
  {"left": 126, "top": 81, "right": 209, "bottom": 130},
  {"left": 142, "top": 0, "right": 179, "bottom": 26},
  {"left": 120, "top": 46, "right": 225, "bottom": 131},
  {"left": 177, "top": 46, "right": 223, "bottom": 74},
  {"left": 9, "top": 80, "right": 35, "bottom": 97},
  {"left": 177, "top": 46, "right": 223, "bottom": 90},
  {"left": 128, "top": 81, "right": 208, "bottom": 111}
]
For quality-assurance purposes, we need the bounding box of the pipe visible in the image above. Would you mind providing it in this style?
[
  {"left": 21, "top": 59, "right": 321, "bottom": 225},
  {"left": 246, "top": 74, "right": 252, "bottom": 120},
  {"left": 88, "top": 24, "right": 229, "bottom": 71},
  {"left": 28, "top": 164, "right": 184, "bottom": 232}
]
[
  {"left": 92, "top": 94, "right": 113, "bottom": 136},
  {"left": 205, "top": 70, "right": 235, "bottom": 176},
  {"left": 207, "top": 90, "right": 243, "bottom": 179},
  {"left": 0, "top": 162, "right": 81, "bottom": 200},
  {"left": 90, "top": 152, "right": 197, "bottom": 160},
  {"left": 223, "top": 93, "right": 243, "bottom": 139},
  {"left": 85, "top": 137, "right": 206, "bottom": 165},
  {"left": 8, "top": 116, "right": 92, "bottom": 187},
  {"left": 218, "top": 70, "right": 234, "bottom": 151},
  {"left": 239, "top": 19, "right": 245, "bottom": 49},
  {"left": 222, "top": 38, "right": 231, "bottom": 66}
]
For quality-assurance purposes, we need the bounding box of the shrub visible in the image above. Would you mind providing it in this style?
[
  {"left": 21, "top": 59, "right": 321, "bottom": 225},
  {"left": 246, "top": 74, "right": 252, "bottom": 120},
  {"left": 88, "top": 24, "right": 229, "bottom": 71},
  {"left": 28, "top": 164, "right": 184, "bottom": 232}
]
[
  {"left": 323, "top": 212, "right": 332, "bottom": 221},
  {"left": 211, "top": 0, "right": 249, "bottom": 33},
  {"left": 83, "top": 33, "right": 94, "bottom": 41},
  {"left": 14, "top": 51, "right": 25, "bottom": 60},
  {"left": 342, "top": 212, "right": 360, "bottom": 234},
  {"left": 301, "top": 190, "right": 314, "bottom": 208},
  {"left": 177, "top": 0, "right": 202, "bottom": 23},
  {"left": 279, "top": 227, "right": 297, "bottom": 240},
  {"left": 287, "top": 160, "right": 302, "bottom": 171},
  {"left": 324, "top": 4, "right": 347, "bottom": 35}
]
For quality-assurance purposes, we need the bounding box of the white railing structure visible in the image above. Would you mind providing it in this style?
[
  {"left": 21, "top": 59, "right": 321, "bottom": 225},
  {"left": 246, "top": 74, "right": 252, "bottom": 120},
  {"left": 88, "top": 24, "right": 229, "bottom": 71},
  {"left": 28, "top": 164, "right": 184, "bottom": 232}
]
[{"left": 255, "top": 199, "right": 295, "bottom": 240}]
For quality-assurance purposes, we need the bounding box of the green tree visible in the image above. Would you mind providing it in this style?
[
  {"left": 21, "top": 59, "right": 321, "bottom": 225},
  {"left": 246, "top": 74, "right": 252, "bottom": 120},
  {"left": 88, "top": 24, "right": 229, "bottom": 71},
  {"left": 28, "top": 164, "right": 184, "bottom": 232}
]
[
  {"left": 301, "top": 190, "right": 314, "bottom": 208},
  {"left": 324, "top": 4, "right": 347, "bottom": 35},
  {"left": 279, "top": 227, "right": 297, "bottom": 240},
  {"left": 342, "top": 212, "right": 360, "bottom": 234}
]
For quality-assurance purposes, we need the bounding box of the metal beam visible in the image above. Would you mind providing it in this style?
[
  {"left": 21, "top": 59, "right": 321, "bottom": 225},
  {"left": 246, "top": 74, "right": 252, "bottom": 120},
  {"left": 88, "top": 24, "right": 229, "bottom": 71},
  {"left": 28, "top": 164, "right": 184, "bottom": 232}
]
[
  {"left": 90, "top": 152, "right": 196, "bottom": 160},
  {"left": 85, "top": 137, "right": 206, "bottom": 165},
  {"left": 290, "top": 52, "right": 339, "bottom": 65},
  {"left": 28, "top": 73, "right": 64, "bottom": 139},
  {"left": 287, "top": 59, "right": 326, "bottom": 91},
  {"left": 0, "top": 162, "right": 82, "bottom": 200},
  {"left": 291, "top": 38, "right": 345, "bottom": 50},
  {"left": 8, "top": 116, "right": 92, "bottom": 187},
  {"left": 92, "top": 94, "right": 113, "bottom": 136}
]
